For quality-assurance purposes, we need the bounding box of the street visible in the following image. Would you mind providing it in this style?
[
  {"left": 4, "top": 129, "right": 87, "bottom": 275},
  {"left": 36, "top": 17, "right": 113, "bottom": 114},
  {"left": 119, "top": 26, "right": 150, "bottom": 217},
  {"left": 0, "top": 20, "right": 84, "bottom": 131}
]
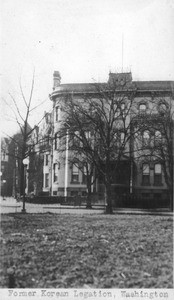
[{"left": 0, "top": 196, "right": 104, "bottom": 214}]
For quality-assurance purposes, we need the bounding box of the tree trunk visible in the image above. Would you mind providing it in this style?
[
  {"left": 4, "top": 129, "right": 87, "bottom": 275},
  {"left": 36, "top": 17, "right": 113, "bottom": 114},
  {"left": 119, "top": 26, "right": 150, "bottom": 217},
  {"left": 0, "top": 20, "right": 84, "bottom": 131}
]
[
  {"left": 20, "top": 163, "right": 24, "bottom": 196},
  {"left": 86, "top": 177, "right": 92, "bottom": 209},
  {"left": 105, "top": 180, "right": 113, "bottom": 214},
  {"left": 169, "top": 187, "right": 173, "bottom": 212},
  {"left": 86, "top": 193, "right": 92, "bottom": 209}
]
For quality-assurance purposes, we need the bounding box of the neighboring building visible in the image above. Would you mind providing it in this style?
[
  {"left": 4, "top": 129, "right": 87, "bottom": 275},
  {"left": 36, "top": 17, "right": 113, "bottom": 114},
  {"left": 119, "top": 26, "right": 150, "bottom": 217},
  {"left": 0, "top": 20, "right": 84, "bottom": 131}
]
[
  {"left": 26, "top": 112, "right": 53, "bottom": 196},
  {"left": 0, "top": 137, "right": 11, "bottom": 197},
  {"left": 1, "top": 136, "right": 21, "bottom": 197},
  {"left": 47, "top": 71, "right": 173, "bottom": 208},
  {"left": 0, "top": 123, "right": 33, "bottom": 198}
]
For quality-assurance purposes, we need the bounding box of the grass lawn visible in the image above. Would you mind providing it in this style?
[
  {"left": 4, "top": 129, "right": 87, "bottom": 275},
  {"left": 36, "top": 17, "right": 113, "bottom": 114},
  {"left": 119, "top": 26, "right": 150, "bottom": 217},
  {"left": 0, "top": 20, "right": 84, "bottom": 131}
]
[{"left": 0, "top": 213, "right": 173, "bottom": 288}]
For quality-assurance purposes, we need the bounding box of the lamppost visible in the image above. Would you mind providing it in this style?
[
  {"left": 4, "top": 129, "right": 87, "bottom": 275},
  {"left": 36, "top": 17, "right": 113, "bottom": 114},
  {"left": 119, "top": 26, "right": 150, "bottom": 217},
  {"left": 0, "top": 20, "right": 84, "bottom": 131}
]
[
  {"left": 22, "top": 158, "right": 29, "bottom": 213},
  {"left": 2, "top": 180, "right": 6, "bottom": 200},
  {"left": 0, "top": 171, "right": 2, "bottom": 199},
  {"left": 172, "top": 119, "right": 174, "bottom": 211}
]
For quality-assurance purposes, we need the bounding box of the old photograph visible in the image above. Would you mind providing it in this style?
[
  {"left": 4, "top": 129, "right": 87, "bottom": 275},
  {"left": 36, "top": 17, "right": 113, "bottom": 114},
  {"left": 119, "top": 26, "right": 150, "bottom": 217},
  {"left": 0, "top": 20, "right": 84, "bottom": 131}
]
[{"left": 0, "top": 0, "right": 173, "bottom": 298}]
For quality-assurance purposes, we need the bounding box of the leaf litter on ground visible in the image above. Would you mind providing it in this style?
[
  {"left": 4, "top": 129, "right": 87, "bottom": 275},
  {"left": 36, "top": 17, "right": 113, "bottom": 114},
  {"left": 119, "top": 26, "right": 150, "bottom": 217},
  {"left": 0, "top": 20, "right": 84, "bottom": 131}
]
[{"left": 0, "top": 213, "right": 173, "bottom": 288}]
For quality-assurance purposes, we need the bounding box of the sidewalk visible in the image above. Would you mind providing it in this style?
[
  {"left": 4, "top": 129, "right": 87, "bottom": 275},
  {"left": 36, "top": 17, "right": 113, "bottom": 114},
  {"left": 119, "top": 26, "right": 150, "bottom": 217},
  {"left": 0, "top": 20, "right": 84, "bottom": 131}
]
[{"left": 0, "top": 196, "right": 173, "bottom": 216}]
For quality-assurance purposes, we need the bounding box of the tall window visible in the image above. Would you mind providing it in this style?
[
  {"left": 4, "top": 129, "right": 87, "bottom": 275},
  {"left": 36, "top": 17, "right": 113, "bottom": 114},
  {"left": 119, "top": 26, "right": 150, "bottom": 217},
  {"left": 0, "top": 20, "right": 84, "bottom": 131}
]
[
  {"left": 55, "top": 106, "right": 60, "bottom": 122},
  {"left": 154, "top": 163, "right": 162, "bottom": 186},
  {"left": 45, "top": 173, "right": 49, "bottom": 188},
  {"left": 45, "top": 154, "right": 49, "bottom": 166},
  {"left": 142, "top": 163, "right": 150, "bottom": 186},
  {"left": 55, "top": 133, "right": 59, "bottom": 150},
  {"left": 72, "top": 164, "right": 79, "bottom": 183},
  {"left": 120, "top": 132, "right": 125, "bottom": 145},
  {"left": 53, "top": 163, "right": 58, "bottom": 182}
]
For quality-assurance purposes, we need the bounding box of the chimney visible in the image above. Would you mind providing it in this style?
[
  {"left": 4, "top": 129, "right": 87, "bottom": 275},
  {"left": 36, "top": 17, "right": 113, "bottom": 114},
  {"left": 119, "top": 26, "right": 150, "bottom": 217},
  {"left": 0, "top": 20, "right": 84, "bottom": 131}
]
[{"left": 53, "top": 71, "right": 61, "bottom": 90}]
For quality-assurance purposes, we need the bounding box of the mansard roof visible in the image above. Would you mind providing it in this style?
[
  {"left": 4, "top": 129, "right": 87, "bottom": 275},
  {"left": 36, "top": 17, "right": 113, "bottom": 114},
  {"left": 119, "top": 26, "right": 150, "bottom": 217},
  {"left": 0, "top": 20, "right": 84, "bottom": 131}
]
[
  {"left": 50, "top": 73, "right": 173, "bottom": 100},
  {"left": 133, "top": 81, "right": 173, "bottom": 91}
]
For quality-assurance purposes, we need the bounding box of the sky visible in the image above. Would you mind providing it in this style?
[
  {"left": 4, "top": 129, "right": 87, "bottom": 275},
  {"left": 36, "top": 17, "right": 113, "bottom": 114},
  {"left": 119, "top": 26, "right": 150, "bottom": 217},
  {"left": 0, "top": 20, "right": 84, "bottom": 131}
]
[{"left": 1, "top": 0, "right": 174, "bottom": 136}]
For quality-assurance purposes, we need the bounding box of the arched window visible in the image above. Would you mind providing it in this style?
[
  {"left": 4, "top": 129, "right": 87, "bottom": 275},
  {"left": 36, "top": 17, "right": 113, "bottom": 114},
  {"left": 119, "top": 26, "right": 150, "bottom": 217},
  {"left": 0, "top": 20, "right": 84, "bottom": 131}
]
[
  {"left": 160, "top": 103, "right": 167, "bottom": 110},
  {"left": 139, "top": 103, "right": 146, "bottom": 114},
  {"left": 142, "top": 163, "right": 150, "bottom": 185},
  {"left": 158, "top": 102, "right": 168, "bottom": 115},
  {"left": 143, "top": 130, "right": 150, "bottom": 146},
  {"left": 154, "top": 163, "right": 162, "bottom": 186},
  {"left": 154, "top": 130, "right": 162, "bottom": 145}
]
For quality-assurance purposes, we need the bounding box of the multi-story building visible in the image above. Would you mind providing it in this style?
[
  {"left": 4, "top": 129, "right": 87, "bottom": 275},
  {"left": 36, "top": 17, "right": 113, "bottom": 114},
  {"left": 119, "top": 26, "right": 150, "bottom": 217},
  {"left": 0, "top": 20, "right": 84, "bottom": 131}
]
[
  {"left": 47, "top": 71, "right": 173, "bottom": 208},
  {"left": 26, "top": 112, "right": 52, "bottom": 196},
  {"left": 1, "top": 137, "right": 10, "bottom": 197},
  {"left": 131, "top": 81, "right": 173, "bottom": 208},
  {"left": 1, "top": 136, "right": 21, "bottom": 197}
]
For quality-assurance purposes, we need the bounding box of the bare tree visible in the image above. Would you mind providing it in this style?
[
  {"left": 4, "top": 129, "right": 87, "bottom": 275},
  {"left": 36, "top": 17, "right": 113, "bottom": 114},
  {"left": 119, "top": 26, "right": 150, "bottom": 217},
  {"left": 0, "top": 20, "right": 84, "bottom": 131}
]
[
  {"left": 1, "top": 71, "right": 48, "bottom": 212},
  {"left": 57, "top": 74, "right": 137, "bottom": 213}
]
